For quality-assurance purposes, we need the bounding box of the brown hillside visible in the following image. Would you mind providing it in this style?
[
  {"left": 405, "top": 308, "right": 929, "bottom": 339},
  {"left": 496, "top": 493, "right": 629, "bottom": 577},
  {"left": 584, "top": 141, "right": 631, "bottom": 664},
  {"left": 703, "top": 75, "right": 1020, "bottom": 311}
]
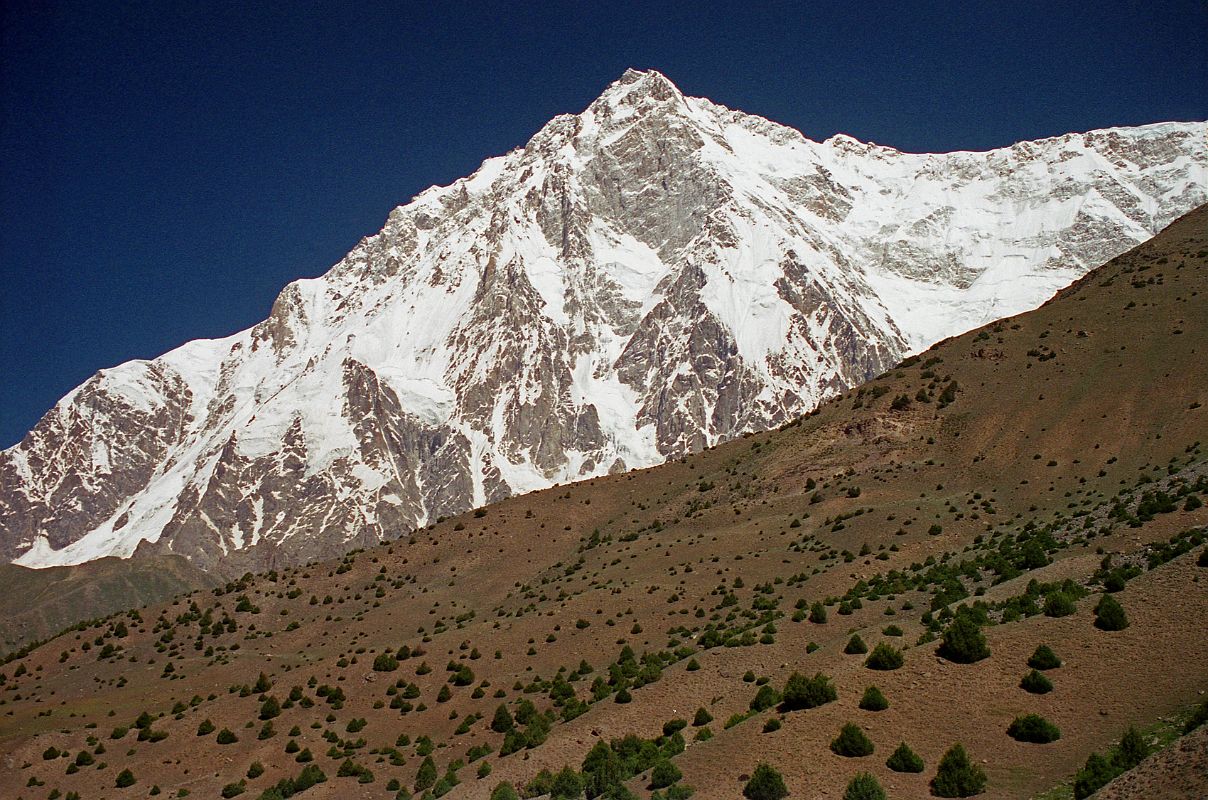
[
  {"left": 0, "top": 556, "right": 218, "bottom": 656},
  {"left": 1, "top": 205, "right": 1206, "bottom": 800}
]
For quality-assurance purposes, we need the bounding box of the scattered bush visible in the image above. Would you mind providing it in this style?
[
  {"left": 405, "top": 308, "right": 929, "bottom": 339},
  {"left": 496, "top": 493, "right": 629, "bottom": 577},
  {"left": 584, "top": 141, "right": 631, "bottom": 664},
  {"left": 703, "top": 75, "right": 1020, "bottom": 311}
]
[
  {"left": 1007, "top": 714, "right": 1061, "bottom": 744},
  {"left": 1093, "top": 594, "right": 1129, "bottom": 631},
  {"left": 743, "top": 764, "right": 788, "bottom": 800},
  {"left": 414, "top": 757, "right": 437, "bottom": 791},
  {"left": 1072, "top": 726, "right": 1149, "bottom": 799},
  {"left": 844, "top": 772, "right": 886, "bottom": 800},
  {"left": 259, "top": 697, "right": 280, "bottom": 720},
  {"left": 859, "top": 686, "right": 889, "bottom": 711},
  {"left": 115, "top": 769, "right": 136, "bottom": 788},
  {"left": 1043, "top": 591, "right": 1077, "bottom": 617},
  {"left": 490, "top": 783, "right": 520, "bottom": 800},
  {"left": 649, "top": 759, "right": 682, "bottom": 790},
  {"left": 1019, "top": 670, "right": 1053, "bottom": 694},
  {"left": 809, "top": 603, "right": 828, "bottom": 624},
  {"left": 930, "top": 743, "right": 985, "bottom": 797},
  {"left": 781, "top": 671, "right": 837, "bottom": 710},
  {"left": 750, "top": 685, "right": 781, "bottom": 712},
  {"left": 864, "top": 642, "right": 903, "bottom": 670},
  {"left": 550, "top": 767, "right": 582, "bottom": 800},
  {"left": 258, "top": 763, "right": 327, "bottom": 799},
  {"left": 844, "top": 635, "right": 868, "bottom": 655},
  {"left": 886, "top": 742, "right": 924, "bottom": 773},
  {"left": 491, "top": 704, "right": 514, "bottom": 733},
  {"left": 216, "top": 728, "right": 238, "bottom": 745},
  {"left": 1027, "top": 644, "right": 1061, "bottom": 670},
  {"left": 1073, "top": 753, "right": 1115, "bottom": 800},
  {"left": 937, "top": 612, "right": 990, "bottom": 664},
  {"left": 663, "top": 718, "right": 688, "bottom": 736},
  {"left": 831, "top": 723, "right": 875, "bottom": 757},
  {"left": 1185, "top": 698, "right": 1208, "bottom": 734}
]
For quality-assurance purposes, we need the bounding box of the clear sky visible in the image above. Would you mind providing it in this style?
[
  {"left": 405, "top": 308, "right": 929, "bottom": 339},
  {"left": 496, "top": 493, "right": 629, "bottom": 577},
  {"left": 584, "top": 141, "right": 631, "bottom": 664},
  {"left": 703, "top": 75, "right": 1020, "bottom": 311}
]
[{"left": 1, "top": 0, "right": 1205, "bottom": 448}]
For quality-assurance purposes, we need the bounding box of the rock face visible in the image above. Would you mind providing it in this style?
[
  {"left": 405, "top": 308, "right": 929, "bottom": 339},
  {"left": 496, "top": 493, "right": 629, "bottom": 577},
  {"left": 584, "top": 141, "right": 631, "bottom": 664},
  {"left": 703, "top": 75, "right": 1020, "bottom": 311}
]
[{"left": 3, "top": 69, "right": 1205, "bottom": 574}]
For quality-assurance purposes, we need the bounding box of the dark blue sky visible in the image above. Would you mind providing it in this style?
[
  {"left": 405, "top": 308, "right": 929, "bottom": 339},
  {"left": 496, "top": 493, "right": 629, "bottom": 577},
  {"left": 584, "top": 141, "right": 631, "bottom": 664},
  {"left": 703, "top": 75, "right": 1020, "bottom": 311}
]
[{"left": 2, "top": 1, "right": 1205, "bottom": 448}]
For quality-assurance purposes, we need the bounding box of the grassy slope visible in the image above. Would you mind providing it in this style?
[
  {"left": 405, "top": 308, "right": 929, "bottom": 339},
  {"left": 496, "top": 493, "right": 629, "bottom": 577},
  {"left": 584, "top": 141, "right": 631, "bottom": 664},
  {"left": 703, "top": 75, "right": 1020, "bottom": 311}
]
[
  {"left": 0, "top": 556, "right": 218, "bottom": 656},
  {"left": 0, "top": 206, "right": 1205, "bottom": 799}
]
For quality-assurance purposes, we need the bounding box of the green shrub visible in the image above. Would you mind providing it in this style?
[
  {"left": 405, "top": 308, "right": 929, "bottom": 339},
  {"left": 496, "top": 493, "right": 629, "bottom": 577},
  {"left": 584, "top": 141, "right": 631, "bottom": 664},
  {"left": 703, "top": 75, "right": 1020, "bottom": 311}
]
[
  {"left": 781, "top": 671, "right": 837, "bottom": 710},
  {"left": 864, "top": 642, "right": 903, "bottom": 670},
  {"left": 551, "top": 766, "right": 582, "bottom": 799},
  {"left": 489, "top": 783, "right": 520, "bottom": 800},
  {"left": 831, "top": 723, "right": 875, "bottom": 757},
  {"left": 750, "top": 685, "right": 781, "bottom": 712},
  {"left": 843, "top": 773, "right": 886, "bottom": 800},
  {"left": 859, "top": 686, "right": 889, "bottom": 711},
  {"left": 257, "top": 764, "right": 327, "bottom": 799},
  {"left": 663, "top": 718, "right": 688, "bottom": 736},
  {"left": 216, "top": 728, "right": 238, "bottom": 745},
  {"left": 809, "top": 603, "right": 828, "bottom": 624},
  {"left": 1027, "top": 644, "right": 1061, "bottom": 670},
  {"left": 197, "top": 719, "right": 215, "bottom": 736},
  {"left": 649, "top": 759, "right": 682, "bottom": 789},
  {"left": 491, "top": 704, "right": 514, "bottom": 733},
  {"left": 1185, "top": 698, "right": 1208, "bottom": 734},
  {"left": 372, "top": 653, "right": 398, "bottom": 672},
  {"left": 1093, "top": 594, "right": 1129, "bottom": 631},
  {"left": 415, "top": 757, "right": 437, "bottom": 791},
  {"left": 886, "top": 742, "right": 924, "bottom": 773},
  {"left": 1019, "top": 670, "right": 1053, "bottom": 694},
  {"left": 937, "top": 613, "right": 989, "bottom": 664},
  {"left": 1043, "top": 591, "right": 1077, "bottom": 617},
  {"left": 693, "top": 707, "right": 713, "bottom": 727},
  {"left": 1007, "top": 714, "right": 1061, "bottom": 743},
  {"left": 259, "top": 697, "right": 280, "bottom": 720},
  {"left": 1115, "top": 726, "right": 1148, "bottom": 769},
  {"left": 1072, "top": 726, "right": 1148, "bottom": 799},
  {"left": 221, "top": 781, "right": 245, "bottom": 798},
  {"left": 844, "top": 635, "right": 868, "bottom": 655},
  {"left": 763, "top": 718, "right": 781, "bottom": 733},
  {"left": 1072, "top": 752, "right": 1115, "bottom": 799},
  {"left": 743, "top": 764, "right": 788, "bottom": 800},
  {"left": 115, "top": 769, "right": 136, "bottom": 788},
  {"left": 930, "top": 743, "right": 985, "bottom": 797}
]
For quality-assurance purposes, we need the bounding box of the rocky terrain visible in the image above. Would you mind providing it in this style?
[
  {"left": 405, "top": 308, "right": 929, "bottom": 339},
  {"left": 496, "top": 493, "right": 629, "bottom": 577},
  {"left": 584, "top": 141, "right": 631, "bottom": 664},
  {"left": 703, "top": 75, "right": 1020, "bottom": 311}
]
[
  {"left": 1, "top": 205, "right": 1205, "bottom": 799},
  {"left": 2, "top": 70, "right": 1205, "bottom": 575}
]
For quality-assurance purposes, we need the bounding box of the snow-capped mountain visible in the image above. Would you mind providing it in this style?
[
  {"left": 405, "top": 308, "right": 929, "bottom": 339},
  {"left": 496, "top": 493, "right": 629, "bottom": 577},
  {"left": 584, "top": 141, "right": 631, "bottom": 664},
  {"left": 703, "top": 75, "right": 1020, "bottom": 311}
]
[{"left": 3, "top": 69, "right": 1205, "bottom": 574}]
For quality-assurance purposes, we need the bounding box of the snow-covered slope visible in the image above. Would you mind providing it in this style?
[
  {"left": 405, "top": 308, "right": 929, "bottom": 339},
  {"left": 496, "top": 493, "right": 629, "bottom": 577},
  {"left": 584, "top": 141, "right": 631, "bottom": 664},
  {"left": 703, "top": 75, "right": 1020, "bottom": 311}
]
[{"left": 3, "top": 69, "right": 1205, "bottom": 573}]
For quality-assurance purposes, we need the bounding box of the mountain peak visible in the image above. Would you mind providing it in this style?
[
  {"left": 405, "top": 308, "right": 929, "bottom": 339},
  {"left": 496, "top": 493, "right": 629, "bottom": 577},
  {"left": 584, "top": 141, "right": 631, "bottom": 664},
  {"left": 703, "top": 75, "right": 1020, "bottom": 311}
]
[
  {"left": 2, "top": 78, "right": 1204, "bottom": 573},
  {"left": 600, "top": 67, "right": 684, "bottom": 105}
]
